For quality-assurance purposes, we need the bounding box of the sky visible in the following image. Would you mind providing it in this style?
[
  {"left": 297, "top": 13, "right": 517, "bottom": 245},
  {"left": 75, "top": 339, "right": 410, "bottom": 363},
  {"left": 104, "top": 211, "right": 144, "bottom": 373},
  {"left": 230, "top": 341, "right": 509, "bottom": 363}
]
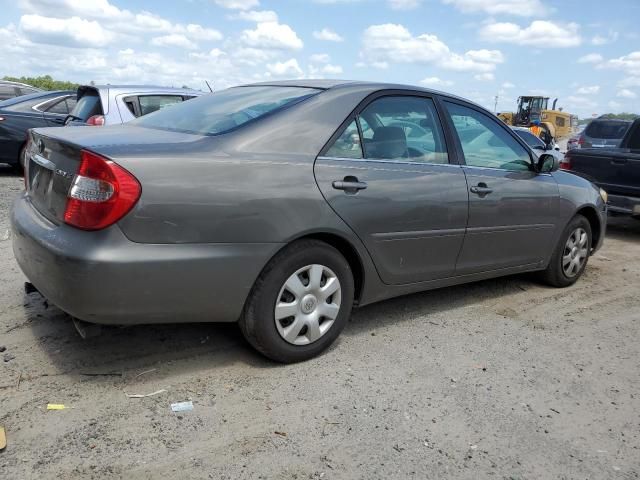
[{"left": 1, "top": 0, "right": 639, "bottom": 118}]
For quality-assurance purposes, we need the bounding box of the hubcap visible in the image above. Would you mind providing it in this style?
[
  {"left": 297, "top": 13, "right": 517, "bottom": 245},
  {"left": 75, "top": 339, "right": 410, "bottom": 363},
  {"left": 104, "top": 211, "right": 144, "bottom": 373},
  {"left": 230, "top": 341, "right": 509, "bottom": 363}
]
[
  {"left": 274, "top": 264, "right": 342, "bottom": 346},
  {"left": 562, "top": 227, "right": 589, "bottom": 278}
]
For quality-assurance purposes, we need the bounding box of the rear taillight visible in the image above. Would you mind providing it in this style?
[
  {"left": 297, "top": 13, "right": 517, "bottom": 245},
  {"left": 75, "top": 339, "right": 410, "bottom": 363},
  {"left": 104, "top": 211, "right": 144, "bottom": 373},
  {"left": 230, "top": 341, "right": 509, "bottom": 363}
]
[
  {"left": 560, "top": 154, "right": 572, "bottom": 170},
  {"left": 86, "top": 115, "right": 105, "bottom": 126},
  {"left": 64, "top": 150, "right": 141, "bottom": 230}
]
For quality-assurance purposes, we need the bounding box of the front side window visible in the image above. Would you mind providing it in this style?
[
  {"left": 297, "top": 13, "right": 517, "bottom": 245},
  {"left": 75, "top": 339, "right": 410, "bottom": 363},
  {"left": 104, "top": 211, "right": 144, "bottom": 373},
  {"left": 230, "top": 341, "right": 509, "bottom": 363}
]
[
  {"left": 325, "top": 120, "right": 363, "bottom": 159},
  {"left": 358, "top": 96, "right": 448, "bottom": 164},
  {"left": 133, "top": 86, "right": 320, "bottom": 135},
  {"left": 445, "top": 102, "right": 531, "bottom": 171}
]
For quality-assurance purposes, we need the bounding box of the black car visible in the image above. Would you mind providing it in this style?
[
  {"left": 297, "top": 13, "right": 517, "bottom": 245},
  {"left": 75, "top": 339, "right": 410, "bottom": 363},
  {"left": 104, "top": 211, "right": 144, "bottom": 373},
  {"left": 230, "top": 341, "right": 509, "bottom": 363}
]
[
  {"left": 0, "top": 80, "right": 42, "bottom": 101},
  {"left": 0, "top": 90, "right": 76, "bottom": 170}
]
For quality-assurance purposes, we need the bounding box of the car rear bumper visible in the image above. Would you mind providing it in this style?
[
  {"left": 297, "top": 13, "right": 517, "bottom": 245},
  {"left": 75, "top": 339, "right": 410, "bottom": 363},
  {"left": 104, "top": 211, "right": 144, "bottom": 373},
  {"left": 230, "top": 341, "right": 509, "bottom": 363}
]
[
  {"left": 608, "top": 194, "right": 640, "bottom": 217},
  {"left": 11, "top": 193, "right": 282, "bottom": 325}
]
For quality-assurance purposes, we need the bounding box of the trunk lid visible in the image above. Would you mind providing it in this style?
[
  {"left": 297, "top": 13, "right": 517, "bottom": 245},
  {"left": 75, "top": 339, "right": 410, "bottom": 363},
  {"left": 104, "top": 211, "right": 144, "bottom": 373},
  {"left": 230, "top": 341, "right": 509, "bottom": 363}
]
[{"left": 25, "top": 125, "right": 208, "bottom": 224}]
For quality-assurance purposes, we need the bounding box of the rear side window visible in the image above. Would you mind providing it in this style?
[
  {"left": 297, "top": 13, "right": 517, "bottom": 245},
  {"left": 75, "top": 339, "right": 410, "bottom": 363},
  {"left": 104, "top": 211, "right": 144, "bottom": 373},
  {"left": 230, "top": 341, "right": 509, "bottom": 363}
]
[
  {"left": 138, "top": 95, "right": 184, "bottom": 116},
  {"left": 0, "top": 85, "right": 17, "bottom": 100},
  {"left": 45, "top": 98, "right": 70, "bottom": 114},
  {"left": 445, "top": 102, "right": 531, "bottom": 171},
  {"left": 325, "top": 120, "right": 363, "bottom": 159},
  {"left": 515, "top": 129, "right": 545, "bottom": 149},
  {"left": 133, "top": 86, "right": 319, "bottom": 135},
  {"left": 585, "top": 121, "right": 630, "bottom": 139},
  {"left": 70, "top": 93, "right": 103, "bottom": 121}
]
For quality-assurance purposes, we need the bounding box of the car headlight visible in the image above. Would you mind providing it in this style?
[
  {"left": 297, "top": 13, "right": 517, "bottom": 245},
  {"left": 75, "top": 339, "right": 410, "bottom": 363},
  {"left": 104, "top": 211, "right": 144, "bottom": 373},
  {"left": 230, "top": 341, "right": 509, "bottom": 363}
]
[{"left": 599, "top": 188, "right": 608, "bottom": 203}]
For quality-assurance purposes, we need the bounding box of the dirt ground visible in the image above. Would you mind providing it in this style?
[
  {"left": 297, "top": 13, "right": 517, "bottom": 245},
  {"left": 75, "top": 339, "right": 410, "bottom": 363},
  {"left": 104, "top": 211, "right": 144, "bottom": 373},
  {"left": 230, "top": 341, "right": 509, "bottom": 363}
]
[{"left": 1, "top": 165, "right": 639, "bottom": 479}]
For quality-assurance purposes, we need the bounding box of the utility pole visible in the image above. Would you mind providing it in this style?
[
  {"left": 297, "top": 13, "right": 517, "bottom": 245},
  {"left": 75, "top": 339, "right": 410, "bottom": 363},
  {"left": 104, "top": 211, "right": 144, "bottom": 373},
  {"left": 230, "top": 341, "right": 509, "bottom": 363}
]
[{"left": 494, "top": 94, "right": 499, "bottom": 113}]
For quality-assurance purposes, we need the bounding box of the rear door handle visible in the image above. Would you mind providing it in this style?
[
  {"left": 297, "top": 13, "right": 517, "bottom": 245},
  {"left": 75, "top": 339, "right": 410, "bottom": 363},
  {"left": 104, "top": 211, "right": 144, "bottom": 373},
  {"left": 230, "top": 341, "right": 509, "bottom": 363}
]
[
  {"left": 611, "top": 158, "right": 628, "bottom": 165},
  {"left": 470, "top": 184, "right": 493, "bottom": 197},
  {"left": 333, "top": 176, "right": 367, "bottom": 194}
]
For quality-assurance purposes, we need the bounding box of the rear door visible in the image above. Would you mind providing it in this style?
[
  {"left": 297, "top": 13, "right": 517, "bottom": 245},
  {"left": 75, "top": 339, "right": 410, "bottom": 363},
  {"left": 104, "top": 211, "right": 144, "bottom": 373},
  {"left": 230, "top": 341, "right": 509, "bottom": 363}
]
[
  {"left": 442, "top": 100, "right": 559, "bottom": 275},
  {"left": 314, "top": 93, "right": 469, "bottom": 285}
]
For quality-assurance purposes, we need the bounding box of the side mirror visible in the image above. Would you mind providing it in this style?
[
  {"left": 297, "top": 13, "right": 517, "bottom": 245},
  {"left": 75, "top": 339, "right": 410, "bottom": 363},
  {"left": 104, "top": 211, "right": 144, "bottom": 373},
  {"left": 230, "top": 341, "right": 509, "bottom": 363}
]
[{"left": 537, "top": 153, "right": 559, "bottom": 173}]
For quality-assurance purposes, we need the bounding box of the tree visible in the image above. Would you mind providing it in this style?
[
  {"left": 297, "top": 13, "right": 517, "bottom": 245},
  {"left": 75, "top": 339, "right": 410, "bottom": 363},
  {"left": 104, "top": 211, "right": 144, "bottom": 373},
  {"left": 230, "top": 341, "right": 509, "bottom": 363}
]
[{"left": 2, "top": 75, "right": 79, "bottom": 91}]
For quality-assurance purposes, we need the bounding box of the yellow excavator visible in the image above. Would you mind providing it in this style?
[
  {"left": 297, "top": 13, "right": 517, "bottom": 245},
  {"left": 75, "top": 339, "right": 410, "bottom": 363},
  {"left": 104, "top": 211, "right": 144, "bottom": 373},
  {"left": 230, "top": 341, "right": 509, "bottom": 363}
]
[{"left": 498, "top": 96, "right": 576, "bottom": 142}]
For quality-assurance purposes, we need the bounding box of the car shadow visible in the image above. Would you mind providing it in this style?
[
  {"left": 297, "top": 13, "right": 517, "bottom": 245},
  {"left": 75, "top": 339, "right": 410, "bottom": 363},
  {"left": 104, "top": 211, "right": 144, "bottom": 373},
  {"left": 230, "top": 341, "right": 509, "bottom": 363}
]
[
  {"left": 0, "top": 164, "right": 21, "bottom": 177},
  {"left": 606, "top": 215, "right": 640, "bottom": 242},
  {"left": 25, "top": 273, "right": 538, "bottom": 376}
]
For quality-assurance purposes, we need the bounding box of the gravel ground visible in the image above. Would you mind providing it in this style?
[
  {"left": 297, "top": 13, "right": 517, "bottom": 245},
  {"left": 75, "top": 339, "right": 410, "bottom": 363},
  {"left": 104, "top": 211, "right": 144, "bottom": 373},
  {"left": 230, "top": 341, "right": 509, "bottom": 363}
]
[{"left": 1, "top": 165, "right": 639, "bottom": 479}]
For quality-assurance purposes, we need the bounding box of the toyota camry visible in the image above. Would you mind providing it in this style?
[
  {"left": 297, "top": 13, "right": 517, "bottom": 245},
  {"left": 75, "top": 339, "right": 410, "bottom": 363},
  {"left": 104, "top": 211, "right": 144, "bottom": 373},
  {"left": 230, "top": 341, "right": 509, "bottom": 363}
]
[{"left": 12, "top": 80, "right": 607, "bottom": 362}]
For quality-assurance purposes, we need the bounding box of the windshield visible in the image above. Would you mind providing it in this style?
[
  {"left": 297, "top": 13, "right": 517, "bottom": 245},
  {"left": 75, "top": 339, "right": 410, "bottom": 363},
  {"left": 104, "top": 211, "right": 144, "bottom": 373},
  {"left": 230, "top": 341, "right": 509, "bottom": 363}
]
[
  {"left": 515, "top": 129, "right": 545, "bottom": 149},
  {"left": 132, "top": 86, "right": 320, "bottom": 135},
  {"left": 585, "top": 120, "right": 630, "bottom": 139}
]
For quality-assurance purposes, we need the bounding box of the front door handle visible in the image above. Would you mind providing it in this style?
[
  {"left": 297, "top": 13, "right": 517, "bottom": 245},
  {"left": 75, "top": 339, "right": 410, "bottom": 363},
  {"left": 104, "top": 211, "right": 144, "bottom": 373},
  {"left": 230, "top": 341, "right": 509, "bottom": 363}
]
[
  {"left": 470, "top": 183, "right": 493, "bottom": 197},
  {"left": 333, "top": 176, "right": 367, "bottom": 194}
]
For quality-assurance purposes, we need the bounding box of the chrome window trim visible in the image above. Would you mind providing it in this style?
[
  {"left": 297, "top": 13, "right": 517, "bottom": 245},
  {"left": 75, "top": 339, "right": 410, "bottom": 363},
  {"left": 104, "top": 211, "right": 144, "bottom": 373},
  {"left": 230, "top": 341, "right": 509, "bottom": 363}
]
[
  {"left": 316, "top": 155, "right": 460, "bottom": 168},
  {"left": 32, "top": 95, "right": 72, "bottom": 114}
]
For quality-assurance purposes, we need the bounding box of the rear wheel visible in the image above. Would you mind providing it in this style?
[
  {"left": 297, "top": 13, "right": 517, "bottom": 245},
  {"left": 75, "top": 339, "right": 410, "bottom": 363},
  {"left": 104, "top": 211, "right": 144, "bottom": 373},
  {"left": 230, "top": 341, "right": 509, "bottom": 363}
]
[
  {"left": 540, "top": 215, "right": 592, "bottom": 287},
  {"left": 239, "top": 240, "right": 354, "bottom": 363}
]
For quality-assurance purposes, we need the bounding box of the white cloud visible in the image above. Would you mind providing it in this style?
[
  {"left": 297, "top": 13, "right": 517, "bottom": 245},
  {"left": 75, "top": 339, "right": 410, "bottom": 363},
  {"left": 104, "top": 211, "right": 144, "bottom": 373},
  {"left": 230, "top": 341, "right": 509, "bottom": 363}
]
[
  {"left": 151, "top": 34, "right": 197, "bottom": 50},
  {"left": 184, "top": 24, "right": 223, "bottom": 41},
  {"left": 388, "top": 0, "right": 422, "bottom": 10},
  {"left": 442, "top": 0, "right": 547, "bottom": 17},
  {"left": 266, "top": 58, "right": 304, "bottom": 77},
  {"left": 608, "top": 101, "right": 622, "bottom": 109},
  {"left": 604, "top": 51, "right": 640, "bottom": 76},
  {"left": 617, "top": 89, "right": 637, "bottom": 99},
  {"left": 313, "top": 28, "right": 344, "bottom": 42},
  {"left": 321, "top": 63, "right": 343, "bottom": 74},
  {"left": 474, "top": 72, "right": 494, "bottom": 81},
  {"left": 592, "top": 31, "right": 618, "bottom": 45},
  {"left": 420, "top": 76, "right": 453, "bottom": 87},
  {"left": 577, "top": 53, "right": 603, "bottom": 63},
  {"left": 619, "top": 77, "right": 640, "bottom": 88},
  {"left": 480, "top": 20, "right": 581, "bottom": 47},
  {"left": 214, "top": 0, "right": 259, "bottom": 10},
  {"left": 232, "top": 10, "right": 278, "bottom": 22},
  {"left": 576, "top": 85, "right": 600, "bottom": 95},
  {"left": 360, "top": 24, "right": 503, "bottom": 72},
  {"left": 310, "top": 53, "right": 330, "bottom": 63},
  {"left": 502, "top": 81, "right": 515, "bottom": 88},
  {"left": 566, "top": 95, "right": 597, "bottom": 108},
  {"left": 19, "top": 14, "right": 114, "bottom": 47},
  {"left": 241, "top": 21, "right": 303, "bottom": 50}
]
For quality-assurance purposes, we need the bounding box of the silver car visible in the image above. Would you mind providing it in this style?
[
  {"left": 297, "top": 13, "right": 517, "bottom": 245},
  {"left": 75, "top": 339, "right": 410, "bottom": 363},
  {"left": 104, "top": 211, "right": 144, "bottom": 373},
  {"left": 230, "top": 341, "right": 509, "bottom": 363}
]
[
  {"left": 12, "top": 80, "right": 607, "bottom": 363},
  {"left": 64, "top": 84, "right": 203, "bottom": 126}
]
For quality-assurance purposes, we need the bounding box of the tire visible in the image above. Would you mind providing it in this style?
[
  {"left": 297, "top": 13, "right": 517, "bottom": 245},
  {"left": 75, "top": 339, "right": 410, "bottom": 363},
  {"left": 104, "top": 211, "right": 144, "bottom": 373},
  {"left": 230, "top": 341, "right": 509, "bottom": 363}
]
[
  {"left": 239, "top": 239, "right": 354, "bottom": 363},
  {"left": 13, "top": 144, "right": 26, "bottom": 175},
  {"left": 540, "top": 214, "right": 592, "bottom": 287}
]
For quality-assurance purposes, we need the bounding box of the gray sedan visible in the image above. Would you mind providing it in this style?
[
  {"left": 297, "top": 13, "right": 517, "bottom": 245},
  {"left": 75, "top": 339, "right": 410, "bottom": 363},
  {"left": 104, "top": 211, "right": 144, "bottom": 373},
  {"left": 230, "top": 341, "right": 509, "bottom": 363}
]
[{"left": 12, "top": 80, "right": 607, "bottom": 362}]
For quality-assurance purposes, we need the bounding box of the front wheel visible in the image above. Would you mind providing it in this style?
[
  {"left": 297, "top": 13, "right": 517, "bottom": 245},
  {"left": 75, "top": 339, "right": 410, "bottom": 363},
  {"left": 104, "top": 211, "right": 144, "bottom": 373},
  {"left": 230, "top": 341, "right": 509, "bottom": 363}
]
[
  {"left": 239, "top": 240, "right": 354, "bottom": 363},
  {"left": 540, "top": 214, "right": 592, "bottom": 287}
]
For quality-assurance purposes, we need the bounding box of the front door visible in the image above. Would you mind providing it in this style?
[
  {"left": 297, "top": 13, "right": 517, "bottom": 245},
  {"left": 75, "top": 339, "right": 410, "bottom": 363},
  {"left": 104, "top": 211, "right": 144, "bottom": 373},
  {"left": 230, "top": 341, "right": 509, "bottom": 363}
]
[
  {"left": 442, "top": 101, "right": 560, "bottom": 275},
  {"left": 314, "top": 95, "right": 469, "bottom": 285}
]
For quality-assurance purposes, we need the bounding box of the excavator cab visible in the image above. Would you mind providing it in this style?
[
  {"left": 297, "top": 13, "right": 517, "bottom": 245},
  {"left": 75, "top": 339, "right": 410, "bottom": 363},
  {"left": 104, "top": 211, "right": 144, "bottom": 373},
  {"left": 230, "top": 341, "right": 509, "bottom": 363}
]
[{"left": 515, "top": 96, "right": 549, "bottom": 125}]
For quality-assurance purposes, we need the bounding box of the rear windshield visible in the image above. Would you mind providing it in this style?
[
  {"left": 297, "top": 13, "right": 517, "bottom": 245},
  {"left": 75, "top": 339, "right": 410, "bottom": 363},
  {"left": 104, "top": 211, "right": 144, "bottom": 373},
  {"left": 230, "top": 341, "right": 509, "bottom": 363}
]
[
  {"left": 69, "top": 92, "right": 103, "bottom": 121},
  {"left": 132, "top": 86, "right": 320, "bottom": 135},
  {"left": 585, "top": 120, "right": 630, "bottom": 139}
]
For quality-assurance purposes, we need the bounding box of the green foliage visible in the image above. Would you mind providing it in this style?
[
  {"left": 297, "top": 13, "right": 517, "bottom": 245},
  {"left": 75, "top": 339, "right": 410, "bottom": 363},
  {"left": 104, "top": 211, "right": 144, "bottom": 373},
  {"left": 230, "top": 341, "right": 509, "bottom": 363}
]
[
  {"left": 2, "top": 75, "right": 79, "bottom": 91},
  {"left": 598, "top": 112, "right": 639, "bottom": 121}
]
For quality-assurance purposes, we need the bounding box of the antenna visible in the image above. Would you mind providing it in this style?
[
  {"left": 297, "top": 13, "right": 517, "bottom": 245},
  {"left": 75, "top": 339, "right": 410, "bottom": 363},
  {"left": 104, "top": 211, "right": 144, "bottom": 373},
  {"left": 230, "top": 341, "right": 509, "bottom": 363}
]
[{"left": 205, "top": 80, "right": 213, "bottom": 92}]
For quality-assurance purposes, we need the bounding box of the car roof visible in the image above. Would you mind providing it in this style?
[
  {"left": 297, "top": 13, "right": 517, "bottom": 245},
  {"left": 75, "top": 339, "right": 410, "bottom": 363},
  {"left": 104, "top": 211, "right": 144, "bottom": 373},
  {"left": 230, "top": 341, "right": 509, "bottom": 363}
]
[
  {"left": 79, "top": 85, "right": 202, "bottom": 94},
  {"left": 0, "top": 89, "right": 74, "bottom": 108},
  {"left": 242, "top": 79, "right": 485, "bottom": 110}
]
